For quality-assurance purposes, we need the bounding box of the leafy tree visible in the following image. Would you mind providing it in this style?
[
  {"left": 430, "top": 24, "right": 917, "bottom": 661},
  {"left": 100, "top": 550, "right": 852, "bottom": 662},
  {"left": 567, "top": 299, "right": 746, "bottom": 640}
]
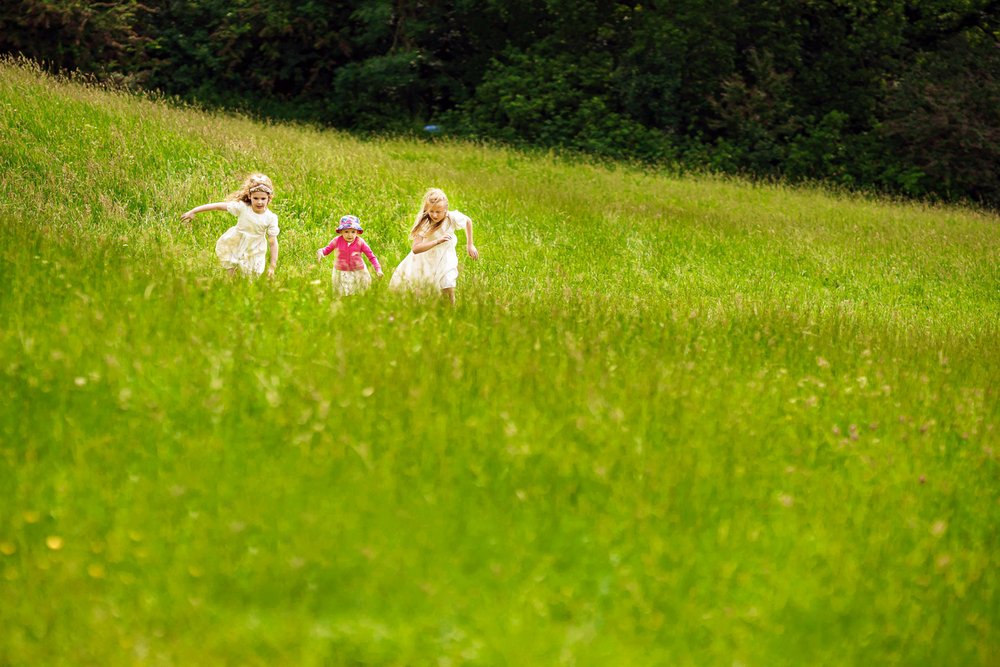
[
  {"left": 880, "top": 31, "right": 1000, "bottom": 203},
  {"left": 0, "top": 0, "right": 149, "bottom": 80},
  {"left": 139, "top": 0, "right": 355, "bottom": 115},
  {"left": 1, "top": 0, "right": 998, "bottom": 205},
  {"left": 707, "top": 48, "right": 799, "bottom": 175}
]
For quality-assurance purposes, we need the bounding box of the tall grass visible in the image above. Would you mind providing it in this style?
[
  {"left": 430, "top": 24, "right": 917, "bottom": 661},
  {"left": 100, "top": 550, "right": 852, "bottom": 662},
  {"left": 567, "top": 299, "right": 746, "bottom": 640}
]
[{"left": 1, "top": 58, "right": 998, "bottom": 665}]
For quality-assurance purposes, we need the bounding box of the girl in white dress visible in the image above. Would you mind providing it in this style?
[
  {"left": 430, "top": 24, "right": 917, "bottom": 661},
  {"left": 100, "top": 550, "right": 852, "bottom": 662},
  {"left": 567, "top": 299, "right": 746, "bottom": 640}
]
[
  {"left": 181, "top": 173, "right": 280, "bottom": 278},
  {"left": 389, "top": 188, "right": 479, "bottom": 303}
]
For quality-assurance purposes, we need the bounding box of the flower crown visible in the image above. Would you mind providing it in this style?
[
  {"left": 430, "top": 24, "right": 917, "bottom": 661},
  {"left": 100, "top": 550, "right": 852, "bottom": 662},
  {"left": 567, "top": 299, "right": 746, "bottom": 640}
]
[{"left": 248, "top": 183, "right": 273, "bottom": 195}]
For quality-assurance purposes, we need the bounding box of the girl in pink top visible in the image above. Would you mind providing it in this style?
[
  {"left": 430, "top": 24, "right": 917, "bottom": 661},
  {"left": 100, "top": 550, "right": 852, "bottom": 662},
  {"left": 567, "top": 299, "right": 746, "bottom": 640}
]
[{"left": 316, "top": 215, "right": 383, "bottom": 296}]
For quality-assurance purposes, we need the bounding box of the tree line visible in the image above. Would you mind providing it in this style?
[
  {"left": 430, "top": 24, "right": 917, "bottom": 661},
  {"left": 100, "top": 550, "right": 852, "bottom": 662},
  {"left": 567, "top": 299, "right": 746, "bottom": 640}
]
[{"left": 3, "top": 0, "right": 999, "bottom": 207}]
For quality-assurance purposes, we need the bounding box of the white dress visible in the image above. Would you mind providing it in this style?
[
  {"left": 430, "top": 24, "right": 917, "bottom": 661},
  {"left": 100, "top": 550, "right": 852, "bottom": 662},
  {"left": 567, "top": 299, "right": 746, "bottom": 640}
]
[
  {"left": 389, "top": 210, "right": 470, "bottom": 292},
  {"left": 215, "top": 201, "right": 279, "bottom": 277},
  {"left": 332, "top": 268, "right": 372, "bottom": 296}
]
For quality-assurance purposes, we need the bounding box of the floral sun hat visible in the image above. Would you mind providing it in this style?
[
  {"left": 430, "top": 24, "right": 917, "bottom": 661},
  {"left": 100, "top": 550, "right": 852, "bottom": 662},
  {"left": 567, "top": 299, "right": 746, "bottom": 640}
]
[{"left": 336, "top": 215, "right": 364, "bottom": 234}]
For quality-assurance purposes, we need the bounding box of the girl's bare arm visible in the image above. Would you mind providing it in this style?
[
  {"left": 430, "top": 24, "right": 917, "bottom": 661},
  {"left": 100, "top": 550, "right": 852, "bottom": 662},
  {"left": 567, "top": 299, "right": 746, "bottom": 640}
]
[
  {"left": 465, "top": 220, "right": 479, "bottom": 259},
  {"left": 267, "top": 236, "right": 279, "bottom": 276},
  {"left": 181, "top": 202, "right": 229, "bottom": 223},
  {"left": 411, "top": 234, "right": 451, "bottom": 254}
]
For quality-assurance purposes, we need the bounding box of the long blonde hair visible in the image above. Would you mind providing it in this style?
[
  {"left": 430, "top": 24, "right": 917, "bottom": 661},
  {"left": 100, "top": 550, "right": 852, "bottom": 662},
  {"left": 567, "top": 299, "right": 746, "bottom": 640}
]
[
  {"left": 408, "top": 188, "right": 448, "bottom": 240},
  {"left": 227, "top": 173, "right": 274, "bottom": 204}
]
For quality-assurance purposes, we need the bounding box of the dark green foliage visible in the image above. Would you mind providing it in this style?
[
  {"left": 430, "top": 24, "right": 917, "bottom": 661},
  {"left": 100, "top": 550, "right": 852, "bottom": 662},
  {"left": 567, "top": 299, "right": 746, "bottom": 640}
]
[
  {"left": 330, "top": 51, "right": 427, "bottom": 130},
  {"left": 785, "top": 111, "right": 854, "bottom": 186},
  {"left": 442, "top": 49, "right": 675, "bottom": 162},
  {"left": 0, "top": 0, "right": 149, "bottom": 79},
  {"left": 138, "top": 0, "right": 355, "bottom": 114},
  {"left": 707, "top": 48, "right": 799, "bottom": 175},
  {"left": 2, "top": 0, "right": 998, "bottom": 206},
  {"left": 880, "top": 31, "right": 1000, "bottom": 204}
]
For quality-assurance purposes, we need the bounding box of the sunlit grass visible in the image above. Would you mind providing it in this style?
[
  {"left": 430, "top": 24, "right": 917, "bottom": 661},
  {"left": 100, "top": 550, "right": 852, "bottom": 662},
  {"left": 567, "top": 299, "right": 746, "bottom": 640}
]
[{"left": 1, "top": 58, "right": 998, "bottom": 665}]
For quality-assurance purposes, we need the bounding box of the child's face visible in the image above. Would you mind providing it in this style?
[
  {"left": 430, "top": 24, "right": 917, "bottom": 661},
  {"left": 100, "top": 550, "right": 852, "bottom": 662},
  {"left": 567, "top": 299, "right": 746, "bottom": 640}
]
[
  {"left": 341, "top": 229, "right": 358, "bottom": 243},
  {"left": 250, "top": 191, "right": 270, "bottom": 213},
  {"left": 426, "top": 202, "right": 448, "bottom": 224}
]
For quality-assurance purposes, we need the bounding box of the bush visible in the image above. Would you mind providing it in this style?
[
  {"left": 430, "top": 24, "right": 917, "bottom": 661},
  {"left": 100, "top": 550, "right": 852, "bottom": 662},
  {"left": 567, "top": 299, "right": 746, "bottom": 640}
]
[
  {"left": 330, "top": 52, "right": 427, "bottom": 131},
  {"left": 880, "top": 33, "right": 1000, "bottom": 205},
  {"left": 784, "top": 111, "right": 853, "bottom": 186},
  {"left": 0, "top": 0, "right": 149, "bottom": 80},
  {"left": 444, "top": 50, "right": 675, "bottom": 163}
]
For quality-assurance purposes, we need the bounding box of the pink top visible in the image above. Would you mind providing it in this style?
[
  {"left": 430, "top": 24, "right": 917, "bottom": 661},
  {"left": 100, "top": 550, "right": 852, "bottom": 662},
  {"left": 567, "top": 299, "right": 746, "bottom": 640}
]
[{"left": 321, "top": 236, "right": 382, "bottom": 272}]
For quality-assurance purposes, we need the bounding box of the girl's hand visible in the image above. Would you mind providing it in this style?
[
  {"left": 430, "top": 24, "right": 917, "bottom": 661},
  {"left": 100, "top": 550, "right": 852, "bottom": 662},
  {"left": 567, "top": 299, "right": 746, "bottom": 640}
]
[
  {"left": 316, "top": 248, "right": 325, "bottom": 265},
  {"left": 267, "top": 265, "right": 276, "bottom": 278},
  {"left": 467, "top": 244, "right": 480, "bottom": 260},
  {"left": 180, "top": 211, "right": 195, "bottom": 224},
  {"left": 439, "top": 234, "right": 454, "bottom": 246},
  {"left": 376, "top": 269, "right": 384, "bottom": 278}
]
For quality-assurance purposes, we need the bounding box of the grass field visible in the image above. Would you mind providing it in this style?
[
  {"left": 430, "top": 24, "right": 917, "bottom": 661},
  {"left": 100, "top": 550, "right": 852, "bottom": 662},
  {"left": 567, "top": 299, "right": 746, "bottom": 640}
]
[{"left": 1, "top": 58, "right": 998, "bottom": 665}]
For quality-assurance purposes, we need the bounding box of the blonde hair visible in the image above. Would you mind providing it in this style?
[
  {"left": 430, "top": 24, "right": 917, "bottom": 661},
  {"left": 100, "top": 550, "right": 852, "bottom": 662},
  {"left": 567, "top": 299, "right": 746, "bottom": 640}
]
[
  {"left": 408, "top": 188, "right": 449, "bottom": 240},
  {"left": 227, "top": 173, "right": 274, "bottom": 204}
]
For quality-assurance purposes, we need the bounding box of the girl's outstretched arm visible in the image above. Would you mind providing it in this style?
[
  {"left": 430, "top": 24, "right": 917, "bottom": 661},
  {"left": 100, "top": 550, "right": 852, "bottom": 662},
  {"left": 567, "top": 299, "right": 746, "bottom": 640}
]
[
  {"left": 180, "top": 202, "right": 228, "bottom": 223},
  {"left": 317, "top": 238, "right": 337, "bottom": 264},
  {"left": 465, "top": 220, "right": 479, "bottom": 260}
]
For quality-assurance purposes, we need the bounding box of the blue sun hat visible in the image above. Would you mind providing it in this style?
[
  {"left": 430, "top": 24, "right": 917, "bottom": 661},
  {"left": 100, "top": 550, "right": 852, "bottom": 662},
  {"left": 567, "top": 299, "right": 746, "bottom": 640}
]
[{"left": 336, "top": 215, "right": 363, "bottom": 234}]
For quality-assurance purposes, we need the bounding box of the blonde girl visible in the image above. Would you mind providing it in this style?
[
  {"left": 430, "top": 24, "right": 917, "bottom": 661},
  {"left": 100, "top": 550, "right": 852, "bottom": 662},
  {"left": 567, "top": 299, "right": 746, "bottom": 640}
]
[
  {"left": 181, "top": 173, "right": 280, "bottom": 278},
  {"left": 388, "top": 188, "right": 479, "bottom": 303}
]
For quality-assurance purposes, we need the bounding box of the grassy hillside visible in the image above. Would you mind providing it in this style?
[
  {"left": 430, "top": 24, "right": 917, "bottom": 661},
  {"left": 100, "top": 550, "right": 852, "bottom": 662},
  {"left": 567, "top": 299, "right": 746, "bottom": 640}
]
[{"left": 1, "top": 58, "right": 997, "bottom": 665}]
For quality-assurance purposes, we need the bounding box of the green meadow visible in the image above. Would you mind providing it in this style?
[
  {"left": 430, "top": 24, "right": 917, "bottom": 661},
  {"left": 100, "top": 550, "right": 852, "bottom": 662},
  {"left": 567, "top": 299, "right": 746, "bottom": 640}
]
[{"left": 1, "top": 58, "right": 997, "bottom": 665}]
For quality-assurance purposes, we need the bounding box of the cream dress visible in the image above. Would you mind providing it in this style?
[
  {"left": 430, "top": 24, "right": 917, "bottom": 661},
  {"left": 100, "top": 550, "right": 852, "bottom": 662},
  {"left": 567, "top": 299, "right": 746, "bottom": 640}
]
[
  {"left": 215, "top": 201, "right": 279, "bottom": 277},
  {"left": 332, "top": 268, "right": 372, "bottom": 296},
  {"left": 389, "top": 210, "right": 470, "bottom": 292}
]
